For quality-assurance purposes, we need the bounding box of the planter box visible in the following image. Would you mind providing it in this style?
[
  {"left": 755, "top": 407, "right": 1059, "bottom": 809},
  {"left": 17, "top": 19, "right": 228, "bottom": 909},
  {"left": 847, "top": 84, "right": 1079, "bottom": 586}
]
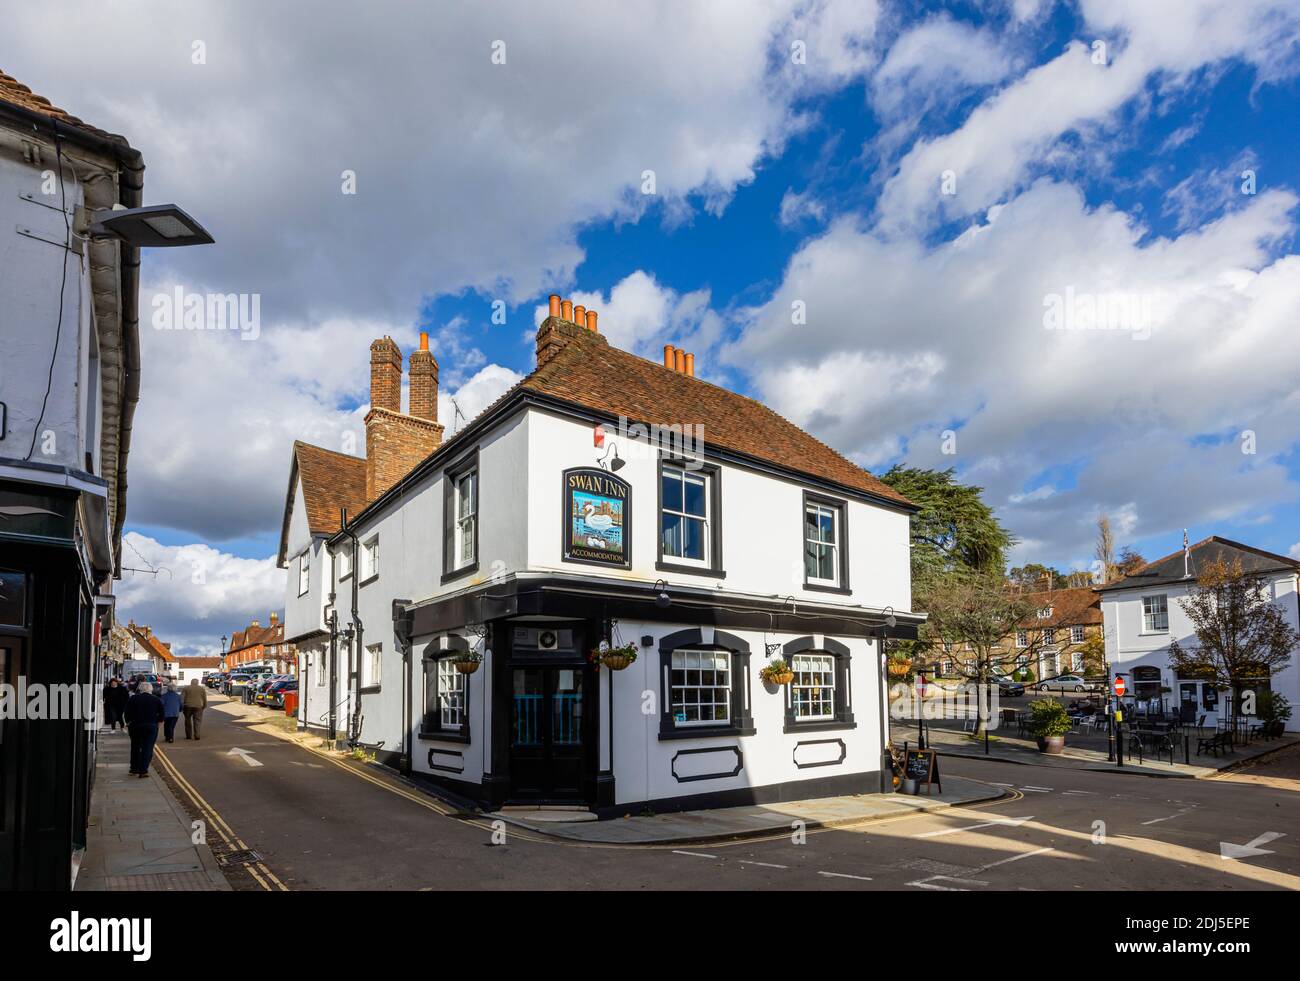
[{"left": 1036, "top": 735, "right": 1065, "bottom": 755}]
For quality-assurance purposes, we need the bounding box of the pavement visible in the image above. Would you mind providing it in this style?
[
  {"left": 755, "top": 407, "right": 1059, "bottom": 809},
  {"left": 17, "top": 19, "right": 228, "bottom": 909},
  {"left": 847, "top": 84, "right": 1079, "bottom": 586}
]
[
  {"left": 142, "top": 692, "right": 1300, "bottom": 890},
  {"left": 896, "top": 720, "right": 1300, "bottom": 778},
  {"left": 75, "top": 727, "right": 232, "bottom": 892},
  {"left": 488, "top": 776, "right": 1003, "bottom": 844}
]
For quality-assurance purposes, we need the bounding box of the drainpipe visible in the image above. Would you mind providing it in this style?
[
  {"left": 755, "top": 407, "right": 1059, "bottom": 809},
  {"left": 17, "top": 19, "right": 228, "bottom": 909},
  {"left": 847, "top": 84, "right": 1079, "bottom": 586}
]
[
  {"left": 392, "top": 600, "right": 413, "bottom": 774},
  {"left": 326, "top": 534, "right": 339, "bottom": 743},
  {"left": 340, "top": 508, "right": 363, "bottom": 747}
]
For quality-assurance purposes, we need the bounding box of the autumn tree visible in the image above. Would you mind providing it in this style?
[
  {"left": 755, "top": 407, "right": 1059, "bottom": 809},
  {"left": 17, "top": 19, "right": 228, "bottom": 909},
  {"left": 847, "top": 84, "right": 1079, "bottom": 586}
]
[
  {"left": 1095, "top": 514, "right": 1116, "bottom": 583},
  {"left": 1116, "top": 546, "right": 1146, "bottom": 578},
  {"left": 1167, "top": 558, "right": 1297, "bottom": 720}
]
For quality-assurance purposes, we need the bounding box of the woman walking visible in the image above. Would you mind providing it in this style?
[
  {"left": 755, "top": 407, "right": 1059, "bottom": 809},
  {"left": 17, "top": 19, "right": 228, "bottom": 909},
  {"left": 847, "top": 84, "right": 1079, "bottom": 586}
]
[
  {"left": 161, "top": 683, "right": 184, "bottom": 743},
  {"left": 125, "top": 682, "right": 165, "bottom": 777}
]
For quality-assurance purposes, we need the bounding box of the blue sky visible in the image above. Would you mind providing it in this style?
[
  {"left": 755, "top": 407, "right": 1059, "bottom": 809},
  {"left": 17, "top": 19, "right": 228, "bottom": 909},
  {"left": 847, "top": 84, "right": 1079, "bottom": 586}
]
[{"left": 11, "top": 0, "right": 1300, "bottom": 651}]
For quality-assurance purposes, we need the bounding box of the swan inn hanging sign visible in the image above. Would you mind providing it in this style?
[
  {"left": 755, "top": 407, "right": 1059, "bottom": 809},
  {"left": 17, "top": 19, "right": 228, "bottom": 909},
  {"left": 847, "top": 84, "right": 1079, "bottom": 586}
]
[{"left": 563, "top": 467, "right": 632, "bottom": 569}]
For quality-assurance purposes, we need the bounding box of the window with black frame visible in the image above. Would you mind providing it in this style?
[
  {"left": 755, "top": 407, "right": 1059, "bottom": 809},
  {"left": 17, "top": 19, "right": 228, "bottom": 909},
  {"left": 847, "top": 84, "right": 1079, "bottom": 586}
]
[{"left": 782, "top": 637, "right": 854, "bottom": 732}]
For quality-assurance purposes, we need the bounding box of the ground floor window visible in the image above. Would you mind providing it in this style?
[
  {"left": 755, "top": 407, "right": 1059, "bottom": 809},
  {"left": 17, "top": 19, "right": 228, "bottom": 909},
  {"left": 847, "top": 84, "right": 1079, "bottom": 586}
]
[
  {"left": 670, "top": 649, "right": 730, "bottom": 725},
  {"left": 422, "top": 651, "right": 470, "bottom": 738},
  {"left": 791, "top": 653, "right": 835, "bottom": 721}
]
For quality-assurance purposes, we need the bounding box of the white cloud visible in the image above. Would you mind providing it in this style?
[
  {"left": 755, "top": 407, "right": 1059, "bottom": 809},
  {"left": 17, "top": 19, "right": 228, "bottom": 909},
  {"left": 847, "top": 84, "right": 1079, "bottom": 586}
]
[
  {"left": 729, "top": 179, "right": 1300, "bottom": 561},
  {"left": 117, "top": 532, "right": 284, "bottom": 655}
]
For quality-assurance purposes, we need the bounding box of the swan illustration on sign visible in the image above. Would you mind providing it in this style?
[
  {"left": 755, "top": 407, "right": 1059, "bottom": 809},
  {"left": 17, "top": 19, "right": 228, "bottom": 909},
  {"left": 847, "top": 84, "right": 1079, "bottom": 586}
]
[{"left": 563, "top": 467, "right": 630, "bottom": 568}]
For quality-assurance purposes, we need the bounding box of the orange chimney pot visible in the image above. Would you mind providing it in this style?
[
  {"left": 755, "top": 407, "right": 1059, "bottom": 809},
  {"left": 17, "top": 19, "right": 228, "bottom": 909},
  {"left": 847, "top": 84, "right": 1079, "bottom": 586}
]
[
  {"left": 548, "top": 294, "right": 561, "bottom": 317},
  {"left": 561, "top": 299, "right": 573, "bottom": 320},
  {"left": 674, "top": 349, "right": 686, "bottom": 373},
  {"left": 573, "top": 304, "right": 586, "bottom": 326},
  {"left": 585, "top": 310, "right": 598, "bottom": 332},
  {"left": 419, "top": 331, "right": 429, "bottom": 352},
  {"left": 684, "top": 353, "right": 695, "bottom": 377},
  {"left": 664, "top": 344, "right": 676, "bottom": 368}
]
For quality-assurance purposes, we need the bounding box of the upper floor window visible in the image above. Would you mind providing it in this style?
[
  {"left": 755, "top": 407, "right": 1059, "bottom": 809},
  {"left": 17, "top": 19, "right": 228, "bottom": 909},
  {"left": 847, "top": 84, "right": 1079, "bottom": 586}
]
[
  {"left": 298, "top": 553, "right": 310, "bottom": 596},
  {"left": 1142, "top": 594, "right": 1168, "bottom": 632},
  {"left": 1070, "top": 625, "right": 1086, "bottom": 644},
  {"left": 1042, "top": 628, "right": 1056, "bottom": 646},
  {"left": 803, "top": 493, "right": 848, "bottom": 591},
  {"left": 364, "top": 643, "right": 382, "bottom": 688},
  {"left": 454, "top": 470, "right": 477, "bottom": 568},
  {"left": 661, "top": 464, "right": 707, "bottom": 564},
  {"left": 338, "top": 546, "right": 352, "bottom": 580},
  {"left": 361, "top": 536, "right": 379, "bottom": 582},
  {"left": 1015, "top": 630, "right": 1028, "bottom": 648},
  {"left": 443, "top": 451, "right": 480, "bottom": 581}
]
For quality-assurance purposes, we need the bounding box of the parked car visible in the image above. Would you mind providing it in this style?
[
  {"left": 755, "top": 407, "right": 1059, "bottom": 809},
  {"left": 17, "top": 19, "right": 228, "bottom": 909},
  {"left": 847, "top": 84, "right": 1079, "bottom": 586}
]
[
  {"left": 266, "top": 679, "right": 298, "bottom": 709},
  {"left": 253, "top": 676, "right": 288, "bottom": 705},
  {"left": 991, "top": 676, "right": 1026, "bottom": 697},
  {"left": 225, "top": 673, "right": 253, "bottom": 696},
  {"left": 1037, "top": 673, "right": 1096, "bottom": 693},
  {"left": 206, "top": 673, "right": 227, "bottom": 689}
]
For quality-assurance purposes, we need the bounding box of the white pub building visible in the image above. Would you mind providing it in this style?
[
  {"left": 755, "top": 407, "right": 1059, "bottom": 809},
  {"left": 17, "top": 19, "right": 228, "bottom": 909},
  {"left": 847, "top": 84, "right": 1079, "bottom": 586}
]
[
  {"left": 278, "top": 297, "right": 921, "bottom": 815},
  {"left": 1098, "top": 536, "right": 1300, "bottom": 732}
]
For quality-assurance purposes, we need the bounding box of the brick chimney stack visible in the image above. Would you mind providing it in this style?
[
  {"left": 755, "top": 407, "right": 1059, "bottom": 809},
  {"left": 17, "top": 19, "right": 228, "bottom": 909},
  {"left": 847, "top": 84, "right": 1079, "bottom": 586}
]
[
  {"left": 536, "top": 293, "right": 607, "bottom": 368},
  {"left": 365, "top": 335, "right": 444, "bottom": 501},
  {"left": 409, "top": 332, "right": 439, "bottom": 422},
  {"left": 370, "top": 337, "right": 402, "bottom": 414}
]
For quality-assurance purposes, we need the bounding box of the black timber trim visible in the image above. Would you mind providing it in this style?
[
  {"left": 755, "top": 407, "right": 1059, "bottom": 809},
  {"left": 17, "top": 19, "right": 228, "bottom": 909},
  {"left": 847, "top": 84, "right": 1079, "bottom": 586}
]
[
  {"left": 425, "top": 747, "right": 465, "bottom": 774},
  {"left": 594, "top": 769, "right": 880, "bottom": 819},
  {"left": 405, "top": 575, "right": 923, "bottom": 641},
  {"left": 670, "top": 745, "right": 743, "bottom": 783},
  {"left": 792, "top": 738, "right": 848, "bottom": 769}
]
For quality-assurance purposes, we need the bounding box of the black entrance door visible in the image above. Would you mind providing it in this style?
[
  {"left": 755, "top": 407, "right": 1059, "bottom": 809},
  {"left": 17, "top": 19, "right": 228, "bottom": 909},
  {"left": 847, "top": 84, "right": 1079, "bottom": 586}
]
[
  {"left": 509, "top": 666, "right": 586, "bottom": 800},
  {"left": 0, "top": 638, "right": 26, "bottom": 888}
]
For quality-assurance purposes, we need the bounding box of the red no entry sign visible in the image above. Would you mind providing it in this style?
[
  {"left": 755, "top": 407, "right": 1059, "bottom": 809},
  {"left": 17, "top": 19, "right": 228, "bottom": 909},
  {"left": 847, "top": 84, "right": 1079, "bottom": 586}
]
[{"left": 1113, "top": 675, "right": 1126, "bottom": 697}]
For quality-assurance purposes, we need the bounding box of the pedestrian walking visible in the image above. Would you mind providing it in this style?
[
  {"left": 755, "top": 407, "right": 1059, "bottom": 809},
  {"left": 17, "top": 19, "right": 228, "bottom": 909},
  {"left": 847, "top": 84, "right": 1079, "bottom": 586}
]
[
  {"left": 125, "top": 681, "right": 165, "bottom": 778},
  {"left": 161, "top": 683, "right": 183, "bottom": 743},
  {"left": 182, "top": 677, "right": 208, "bottom": 740},
  {"left": 103, "top": 677, "right": 129, "bottom": 731}
]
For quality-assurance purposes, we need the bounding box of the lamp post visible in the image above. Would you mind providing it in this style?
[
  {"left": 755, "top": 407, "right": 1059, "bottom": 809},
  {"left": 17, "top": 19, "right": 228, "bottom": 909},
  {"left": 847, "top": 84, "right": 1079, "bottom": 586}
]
[
  {"left": 219, "top": 634, "right": 228, "bottom": 672},
  {"left": 877, "top": 607, "right": 897, "bottom": 792}
]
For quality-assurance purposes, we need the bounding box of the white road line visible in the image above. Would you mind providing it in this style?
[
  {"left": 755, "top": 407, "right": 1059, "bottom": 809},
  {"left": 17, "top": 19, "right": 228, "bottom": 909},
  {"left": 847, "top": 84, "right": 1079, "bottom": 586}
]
[
  {"left": 672, "top": 850, "right": 718, "bottom": 859},
  {"left": 1018, "top": 787, "right": 1051, "bottom": 793},
  {"left": 738, "top": 860, "right": 788, "bottom": 869},
  {"left": 1141, "top": 811, "right": 1190, "bottom": 826},
  {"left": 1020, "top": 785, "right": 1053, "bottom": 791},
  {"left": 977, "top": 846, "right": 1054, "bottom": 871},
  {"left": 907, "top": 874, "right": 990, "bottom": 891},
  {"left": 990, "top": 782, "right": 1015, "bottom": 787},
  {"left": 818, "top": 871, "right": 873, "bottom": 881},
  {"left": 1062, "top": 790, "right": 1095, "bottom": 795},
  {"left": 915, "top": 816, "right": 1033, "bottom": 838}
]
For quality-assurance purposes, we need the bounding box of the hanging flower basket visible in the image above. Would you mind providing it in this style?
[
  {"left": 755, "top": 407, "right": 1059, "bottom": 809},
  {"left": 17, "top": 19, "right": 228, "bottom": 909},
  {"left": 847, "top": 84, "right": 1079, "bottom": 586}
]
[
  {"left": 886, "top": 658, "right": 912, "bottom": 679},
  {"left": 589, "top": 644, "right": 638, "bottom": 671},
  {"left": 453, "top": 650, "right": 483, "bottom": 675},
  {"left": 760, "top": 658, "right": 794, "bottom": 686}
]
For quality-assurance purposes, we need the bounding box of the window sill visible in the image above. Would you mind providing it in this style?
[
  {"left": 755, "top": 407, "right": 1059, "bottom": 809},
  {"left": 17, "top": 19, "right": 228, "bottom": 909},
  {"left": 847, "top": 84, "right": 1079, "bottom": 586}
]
[
  {"left": 359, "top": 574, "right": 378, "bottom": 588},
  {"left": 803, "top": 581, "right": 851, "bottom": 596},
  {"left": 417, "top": 729, "right": 471, "bottom": 744},
  {"left": 441, "top": 561, "right": 479, "bottom": 585},
  {"left": 656, "top": 561, "right": 726, "bottom": 579},
  {"left": 658, "top": 724, "right": 756, "bottom": 742},
  {"left": 783, "top": 719, "right": 856, "bottom": 735}
]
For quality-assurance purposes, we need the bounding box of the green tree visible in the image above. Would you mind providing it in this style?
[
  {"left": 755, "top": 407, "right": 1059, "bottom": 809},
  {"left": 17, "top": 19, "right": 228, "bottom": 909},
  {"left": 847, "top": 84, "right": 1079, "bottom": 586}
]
[
  {"left": 1008, "top": 563, "right": 1067, "bottom": 590},
  {"left": 879, "top": 466, "right": 1014, "bottom": 591},
  {"left": 1167, "top": 558, "right": 1297, "bottom": 721}
]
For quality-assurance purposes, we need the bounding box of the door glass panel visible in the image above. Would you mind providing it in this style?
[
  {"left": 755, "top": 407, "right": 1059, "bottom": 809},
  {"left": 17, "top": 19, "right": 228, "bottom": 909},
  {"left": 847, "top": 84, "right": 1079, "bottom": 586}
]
[
  {"left": 552, "top": 671, "right": 583, "bottom": 745},
  {"left": 512, "top": 669, "right": 543, "bottom": 746}
]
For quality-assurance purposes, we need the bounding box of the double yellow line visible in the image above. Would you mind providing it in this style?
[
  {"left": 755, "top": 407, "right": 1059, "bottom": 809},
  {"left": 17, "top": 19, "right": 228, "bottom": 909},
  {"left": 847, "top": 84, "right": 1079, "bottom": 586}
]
[{"left": 155, "top": 746, "right": 289, "bottom": 891}]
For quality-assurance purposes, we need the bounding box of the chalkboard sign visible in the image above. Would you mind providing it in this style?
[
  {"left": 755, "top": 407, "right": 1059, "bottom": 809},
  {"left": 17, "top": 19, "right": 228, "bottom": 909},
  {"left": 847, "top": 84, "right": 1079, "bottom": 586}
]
[{"left": 902, "top": 748, "right": 940, "bottom": 795}]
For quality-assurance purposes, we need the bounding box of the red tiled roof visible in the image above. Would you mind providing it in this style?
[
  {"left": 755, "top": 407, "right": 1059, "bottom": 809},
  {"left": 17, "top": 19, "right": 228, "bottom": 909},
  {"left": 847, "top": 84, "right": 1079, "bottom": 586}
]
[
  {"left": 127, "top": 624, "right": 172, "bottom": 662},
  {"left": 519, "top": 321, "right": 912, "bottom": 506},
  {"left": 174, "top": 656, "right": 222, "bottom": 669},
  {"left": 294, "top": 441, "right": 368, "bottom": 535},
  {"left": 1015, "top": 586, "right": 1102, "bottom": 628},
  {"left": 228, "top": 620, "right": 286, "bottom": 654}
]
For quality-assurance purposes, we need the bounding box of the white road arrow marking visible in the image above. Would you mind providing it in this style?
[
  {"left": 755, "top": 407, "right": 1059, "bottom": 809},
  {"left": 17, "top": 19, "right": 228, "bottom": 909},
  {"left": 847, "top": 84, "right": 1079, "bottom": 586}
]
[
  {"left": 915, "top": 816, "right": 1033, "bottom": 838},
  {"left": 1220, "top": 832, "right": 1285, "bottom": 861},
  {"left": 228, "top": 747, "right": 263, "bottom": 768}
]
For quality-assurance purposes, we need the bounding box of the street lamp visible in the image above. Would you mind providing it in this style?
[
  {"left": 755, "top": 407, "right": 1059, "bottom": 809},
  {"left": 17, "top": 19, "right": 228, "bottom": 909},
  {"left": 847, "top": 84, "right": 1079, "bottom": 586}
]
[
  {"left": 877, "top": 607, "right": 897, "bottom": 792},
  {"left": 82, "top": 204, "right": 214, "bottom": 248},
  {"left": 219, "top": 634, "right": 228, "bottom": 672}
]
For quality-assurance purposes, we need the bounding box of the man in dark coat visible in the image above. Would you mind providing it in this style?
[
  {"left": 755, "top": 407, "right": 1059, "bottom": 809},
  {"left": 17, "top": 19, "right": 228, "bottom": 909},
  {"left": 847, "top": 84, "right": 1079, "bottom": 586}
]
[
  {"left": 124, "top": 682, "right": 165, "bottom": 777},
  {"left": 103, "top": 677, "right": 129, "bottom": 731}
]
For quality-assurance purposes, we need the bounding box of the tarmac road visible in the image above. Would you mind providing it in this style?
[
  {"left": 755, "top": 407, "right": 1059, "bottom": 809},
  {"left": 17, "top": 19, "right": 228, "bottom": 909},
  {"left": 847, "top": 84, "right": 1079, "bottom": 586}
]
[{"left": 154, "top": 695, "right": 1300, "bottom": 892}]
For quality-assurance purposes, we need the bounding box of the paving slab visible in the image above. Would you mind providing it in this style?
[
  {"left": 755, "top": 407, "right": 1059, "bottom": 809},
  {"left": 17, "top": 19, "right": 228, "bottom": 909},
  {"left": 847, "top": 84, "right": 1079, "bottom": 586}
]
[
  {"left": 75, "top": 729, "right": 232, "bottom": 892},
  {"left": 487, "top": 774, "right": 1005, "bottom": 845}
]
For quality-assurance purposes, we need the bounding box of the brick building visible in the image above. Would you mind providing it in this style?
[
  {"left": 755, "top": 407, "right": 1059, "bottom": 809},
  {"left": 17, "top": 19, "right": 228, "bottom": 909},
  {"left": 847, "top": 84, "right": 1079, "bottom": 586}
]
[{"left": 225, "top": 612, "right": 296, "bottom": 674}]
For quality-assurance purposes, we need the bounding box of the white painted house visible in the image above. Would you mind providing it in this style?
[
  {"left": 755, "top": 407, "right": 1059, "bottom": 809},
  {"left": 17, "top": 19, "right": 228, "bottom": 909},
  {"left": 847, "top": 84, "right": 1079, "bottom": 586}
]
[
  {"left": 278, "top": 297, "right": 921, "bottom": 815},
  {"left": 1098, "top": 537, "right": 1300, "bottom": 732}
]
